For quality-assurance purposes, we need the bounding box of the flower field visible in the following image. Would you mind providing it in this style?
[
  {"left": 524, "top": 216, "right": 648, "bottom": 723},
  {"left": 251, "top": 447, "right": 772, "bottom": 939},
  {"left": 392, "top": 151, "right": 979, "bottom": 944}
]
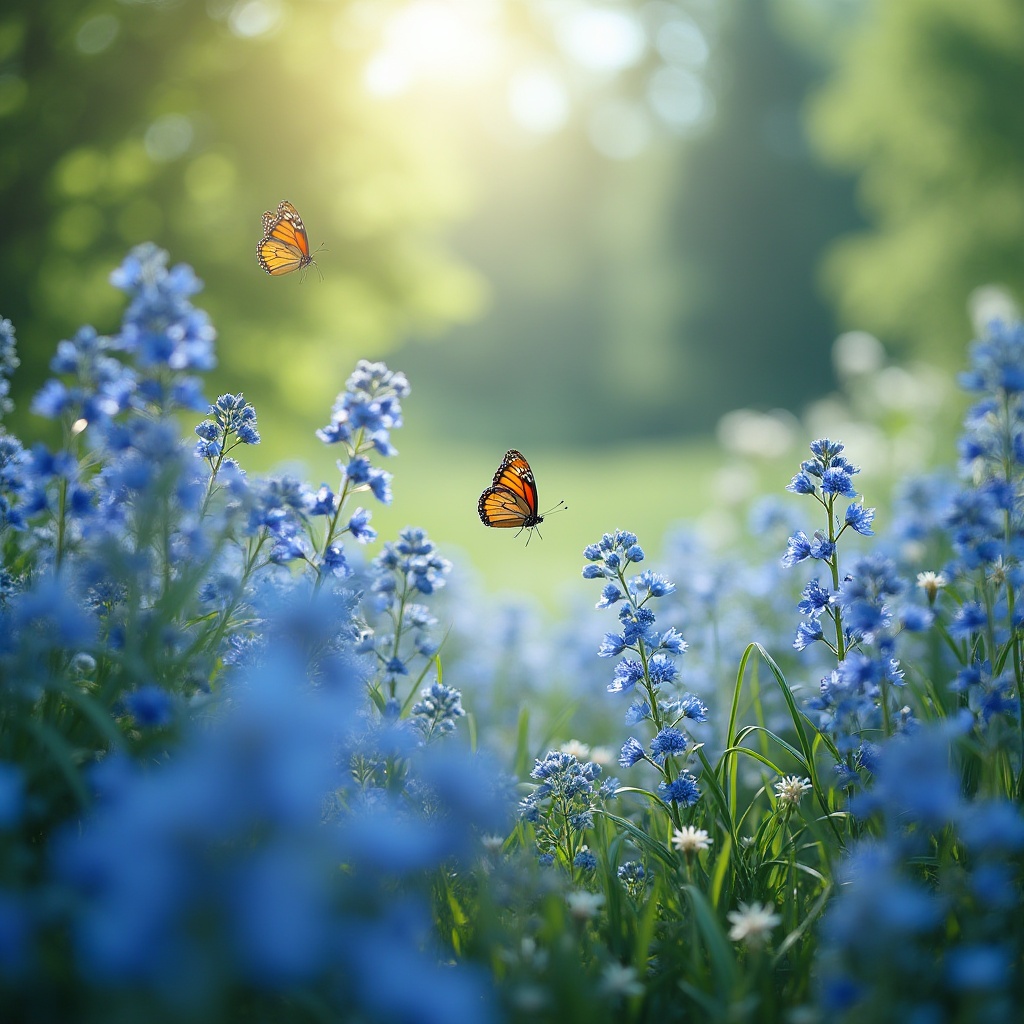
[{"left": 1, "top": 244, "right": 1022, "bottom": 1024}]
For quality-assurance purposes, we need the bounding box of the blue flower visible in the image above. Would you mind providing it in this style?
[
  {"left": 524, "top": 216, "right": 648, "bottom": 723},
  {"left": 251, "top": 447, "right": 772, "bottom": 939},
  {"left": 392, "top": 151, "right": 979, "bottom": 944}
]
[
  {"left": 608, "top": 658, "right": 645, "bottom": 694},
  {"left": 410, "top": 682, "right": 466, "bottom": 741},
  {"left": 573, "top": 848, "right": 598, "bottom": 871},
  {"left": 821, "top": 466, "right": 857, "bottom": 497},
  {"left": 647, "top": 654, "right": 678, "bottom": 687},
  {"left": 844, "top": 503, "right": 875, "bottom": 535},
  {"left": 629, "top": 569, "right": 675, "bottom": 599},
  {"left": 793, "top": 619, "right": 824, "bottom": 651},
  {"left": 960, "top": 319, "right": 1024, "bottom": 395},
  {"left": 787, "top": 471, "right": 816, "bottom": 495},
  {"left": 797, "top": 579, "right": 832, "bottom": 617},
  {"left": 782, "top": 531, "right": 812, "bottom": 568},
  {"left": 808, "top": 531, "right": 836, "bottom": 560},
  {"left": 309, "top": 484, "right": 338, "bottom": 516},
  {"left": 658, "top": 773, "right": 701, "bottom": 806},
  {"left": 618, "top": 737, "right": 646, "bottom": 768},
  {"left": 950, "top": 601, "right": 987, "bottom": 638},
  {"left": 617, "top": 861, "right": 647, "bottom": 896},
  {"left": 658, "top": 627, "right": 688, "bottom": 655},
  {"left": 677, "top": 693, "right": 709, "bottom": 722},
  {"left": 0, "top": 317, "right": 18, "bottom": 419},
  {"left": 619, "top": 605, "right": 657, "bottom": 645},
  {"left": 347, "top": 507, "right": 376, "bottom": 543},
  {"left": 598, "top": 632, "right": 627, "bottom": 658},
  {"left": 650, "top": 727, "right": 689, "bottom": 762},
  {"left": 624, "top": 700, "right": 651, "bottom": 725},
  {"left": 124, "top": 685, "right": 174, "bottom": 728},
  {"left": 809, "top": 438, "right": 846, "bottom": 462},
  {"left": 596, "top": 583, "right": 624, "bottom": 608}
]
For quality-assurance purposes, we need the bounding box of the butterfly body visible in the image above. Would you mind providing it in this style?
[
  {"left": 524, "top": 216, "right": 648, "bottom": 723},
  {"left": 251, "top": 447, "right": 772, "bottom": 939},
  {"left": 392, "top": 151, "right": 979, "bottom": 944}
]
[
  {"left": 257, "top": 200, "right": 315, "bottom": 276},
  {"left": 478, "top": 450, "right": 563, "bottom": 541}
]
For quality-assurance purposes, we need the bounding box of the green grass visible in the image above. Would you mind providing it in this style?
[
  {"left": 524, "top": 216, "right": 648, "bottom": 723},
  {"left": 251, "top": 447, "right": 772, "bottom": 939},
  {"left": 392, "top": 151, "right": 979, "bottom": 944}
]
[{"left": 243, "top": 404, "right": 784, "bottom": 606}]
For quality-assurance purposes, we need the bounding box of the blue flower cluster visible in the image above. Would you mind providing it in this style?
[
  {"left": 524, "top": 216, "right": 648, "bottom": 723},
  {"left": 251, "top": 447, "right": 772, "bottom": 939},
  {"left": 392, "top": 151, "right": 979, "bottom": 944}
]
[
  {"left": 783, "top": 441, "right": 928, "bottom": 767},
  {"left": 584, "top": 531, "right": 705, "bottom": 810},
  {"left": 0, "top": 317, "right": 18, "bottom": 420},
  {"left": 819, "top": 724, "right": 1024, "bottom": 1021},
  {"left": 519, "top": 750, "right": 606, "bottom": 874},
  {"left": 363, "top": 527, "right": 452, "bottom": 700},
  {"left": 0, "top": 248, "right": 495, "bottom": 1023}
]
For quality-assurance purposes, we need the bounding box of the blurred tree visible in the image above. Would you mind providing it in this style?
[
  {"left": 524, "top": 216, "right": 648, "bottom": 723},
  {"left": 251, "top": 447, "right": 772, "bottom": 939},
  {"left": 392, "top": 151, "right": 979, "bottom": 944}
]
[
  {"left": 0, "top": 0, "right": 484, "bottom": 443},
  {"left": 806, "top": 0, "right": 1024, "bottom": 358},
  {"left": 399, "top": 0, "right": 861, "bottom": 446}
]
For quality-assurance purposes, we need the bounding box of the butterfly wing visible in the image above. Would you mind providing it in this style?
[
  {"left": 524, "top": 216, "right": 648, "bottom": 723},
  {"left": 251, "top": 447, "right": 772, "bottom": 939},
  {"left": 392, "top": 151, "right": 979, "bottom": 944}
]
[
  {"left": 478, "top": 450, "right": 543, "bottom": 528},
  {"left": 257, "top": 200, "right": 313, "bottom": 275}
]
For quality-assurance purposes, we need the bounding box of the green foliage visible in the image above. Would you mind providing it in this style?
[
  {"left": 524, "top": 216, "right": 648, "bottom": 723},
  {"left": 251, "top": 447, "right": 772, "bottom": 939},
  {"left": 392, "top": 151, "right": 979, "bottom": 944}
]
[
  {"left": 0, "top": 0, "right": 484, "bottom": 440},
  {"left": 808, "top": 0, "right": 1024, "bottom": 356}
]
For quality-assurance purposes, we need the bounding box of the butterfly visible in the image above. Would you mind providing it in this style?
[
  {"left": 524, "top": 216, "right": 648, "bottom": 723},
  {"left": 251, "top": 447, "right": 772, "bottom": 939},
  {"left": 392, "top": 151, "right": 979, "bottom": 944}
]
[
  {"left": 478, "top": 450, "right": 565, "bottom": 542},
  {"left": 257, "top": 200, "right": 319, "bottom": 276}
]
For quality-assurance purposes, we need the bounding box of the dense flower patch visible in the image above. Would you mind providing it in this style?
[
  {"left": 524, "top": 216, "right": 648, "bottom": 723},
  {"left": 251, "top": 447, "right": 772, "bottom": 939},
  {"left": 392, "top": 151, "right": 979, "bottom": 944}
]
[{"left": 1, "top": 248, "right": 1023, "bottom": 1023}]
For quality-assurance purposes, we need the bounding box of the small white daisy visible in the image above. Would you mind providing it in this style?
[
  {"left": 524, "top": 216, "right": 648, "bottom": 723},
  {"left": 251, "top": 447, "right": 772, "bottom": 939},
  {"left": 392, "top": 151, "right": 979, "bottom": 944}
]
[
  {"left": 916, "top": 570, "right": 947, "bottom": 603},
  {"left": 599, "top": 962, "right": 645, "bottom": 998},
  {"left": 774, "top": 774, "right": 813, "bottom": 808},
  {"left": 671, "top": 825, "right": 714, "bottom": 855},
  {"left": 560, "top": 738, "right": 591, "bottom": 760},
  {"left": 566, "top": 890, "right": 605, "bottom": 921},
  {"left": 727, "top": 900, "right": 781, "bottom": 947}
]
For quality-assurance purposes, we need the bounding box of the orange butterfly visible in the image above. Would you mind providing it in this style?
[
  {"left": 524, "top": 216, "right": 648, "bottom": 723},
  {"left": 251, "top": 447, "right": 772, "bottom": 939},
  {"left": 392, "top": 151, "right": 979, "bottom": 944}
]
[
  {"left": 478, "top": 450, "right": 565, "bottom": 542},
  {"left": 257, "top": 200, "right": 318, "bottom": 276}
]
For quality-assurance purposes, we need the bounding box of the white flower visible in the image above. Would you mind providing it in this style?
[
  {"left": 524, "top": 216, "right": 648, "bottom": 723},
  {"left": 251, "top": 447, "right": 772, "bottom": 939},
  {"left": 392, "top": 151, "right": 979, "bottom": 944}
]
[
  {"left": 566, "top": 890, "right": 605, "bottom": 921},
  {"left": 560, "top": 738, "right": 591, "bottom": 760},
  {"left": 727, "top": 901, "right": 781, "bottom": 947},
  {"left": 480, "top": 834, "right": 505, "bottom": 853},
  {"left": 916, "top": 570, "right": 947, "bottom": 603},
  {"left": 671, "top": 825, "right": 713, "bottom": 855},
  {"left": 599, "top": 962, "right": 644, "bottom": 998},
  {"left": 774, "top": 775, "right": 812, "bottom": 808}
]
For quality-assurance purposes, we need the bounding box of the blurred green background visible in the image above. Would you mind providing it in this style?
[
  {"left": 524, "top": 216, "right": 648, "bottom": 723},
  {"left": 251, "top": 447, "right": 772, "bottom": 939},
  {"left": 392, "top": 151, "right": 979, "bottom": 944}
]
[{"left": 2, "top": 0, "right": 1022, "bottom": 600}]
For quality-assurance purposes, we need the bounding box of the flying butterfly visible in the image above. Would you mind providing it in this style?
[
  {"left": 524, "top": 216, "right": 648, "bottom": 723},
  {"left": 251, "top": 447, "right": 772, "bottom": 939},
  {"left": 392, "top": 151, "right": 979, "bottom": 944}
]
[
  {"left": 478, "top": 450, "right": 565, "bottom": 543},
  {"left": 257, "top": 200, "right": 320, "bottom": 276}
]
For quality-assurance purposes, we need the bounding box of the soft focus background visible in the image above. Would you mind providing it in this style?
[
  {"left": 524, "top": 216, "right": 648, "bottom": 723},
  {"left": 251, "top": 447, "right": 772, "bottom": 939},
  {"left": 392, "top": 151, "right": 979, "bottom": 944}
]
[{"left": 3, "top": 0, "right": 1022, "bottom": 600}]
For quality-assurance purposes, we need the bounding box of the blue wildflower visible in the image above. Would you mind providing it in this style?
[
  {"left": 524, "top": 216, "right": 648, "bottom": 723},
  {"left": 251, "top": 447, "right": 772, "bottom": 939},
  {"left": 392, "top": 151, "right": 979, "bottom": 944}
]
[
  {"left": 650, "top": 727, "right": 689, "bottom": 762},
  {"left": 624, "top": 700, "right": 651, "bottom": 725},
  {"left": 797, "top": 579, "right": 832, "bottom": 617},
  {"left": 787, "top": 471, "right": 815, "bottom": 495},
  {"left": 410, "top": 682, "right": 466, "bottom": 742},
  {"left": 658, "top": 773, "right": 701, "bottom": 806},
  {"left": 618, "top": 737, "right": 646, "bottom": 768},
  {"left": 0, "top": 317, "right": 19, "bottom": 420},
  {"left": 124, "top": 685, "right": 174, "bottom": 728},
  {"left": 608, "top": 658, "right": 645, "bottom": 694},
  {"left": 573, "top": 848, "right": 597, "bottom": 872},
  {"left": 677, "top": 693, "right": 709, "bottom": 722},
  {"left": 844, "top": 503, "right": 875, "bottom": 535}
]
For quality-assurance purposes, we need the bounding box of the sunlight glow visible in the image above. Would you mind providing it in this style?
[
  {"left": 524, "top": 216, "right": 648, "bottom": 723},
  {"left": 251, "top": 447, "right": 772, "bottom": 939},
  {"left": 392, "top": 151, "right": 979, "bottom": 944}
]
[
  {"left": 555, "top": 6, "right": 646, "bottom": 73},
  {"left": 647, "top": 67, "right": 712, "bottom": 131},
  {"left": 507, "top": 67, "right": 571, "bottom": 135},
  {"left": 363, "top": 1, "right": 502, "bottom": 96},
  {"left": 227, "top": 0, "right": 283, "bottom": 39}
]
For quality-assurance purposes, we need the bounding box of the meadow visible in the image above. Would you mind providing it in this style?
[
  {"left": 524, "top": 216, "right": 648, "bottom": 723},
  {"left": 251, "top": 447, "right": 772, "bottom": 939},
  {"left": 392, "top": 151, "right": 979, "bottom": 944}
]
[{"left": 0, "top": 242, "right": 1022, "bottom": 1024}]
